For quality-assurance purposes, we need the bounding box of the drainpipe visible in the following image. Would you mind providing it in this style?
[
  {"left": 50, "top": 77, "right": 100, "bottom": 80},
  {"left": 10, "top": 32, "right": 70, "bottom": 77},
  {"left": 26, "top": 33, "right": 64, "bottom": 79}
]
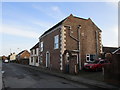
[
  {"left": 78, "top": 25, "right": 82, "bottom": 70},
  {"left": 64, "top": 25, "right": 82, "bottom": 70},
  {"left": 96, "top": 31, "right": 98, "bottom": 58}
]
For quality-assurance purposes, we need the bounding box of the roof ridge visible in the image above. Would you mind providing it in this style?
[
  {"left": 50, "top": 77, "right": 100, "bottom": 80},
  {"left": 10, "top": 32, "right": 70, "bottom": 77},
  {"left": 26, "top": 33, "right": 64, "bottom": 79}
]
[
  {"left": 30, "top": 42, "right": 39, "bottom": 50},
  {"left": 39, "top": 14, "right": 90, "bottom": 38},
  {"left": 73, "top": 16, "right": 88, "bottom": 20}
]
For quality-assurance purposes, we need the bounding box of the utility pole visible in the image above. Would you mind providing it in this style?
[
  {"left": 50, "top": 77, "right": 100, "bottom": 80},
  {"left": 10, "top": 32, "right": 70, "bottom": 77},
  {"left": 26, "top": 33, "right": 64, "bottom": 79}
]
[
  {"left": 10, "top": 48, "right": 11, "bottom": 54},
  {"left": 17, "top": 48, "right": 19, "bottom": 54}
]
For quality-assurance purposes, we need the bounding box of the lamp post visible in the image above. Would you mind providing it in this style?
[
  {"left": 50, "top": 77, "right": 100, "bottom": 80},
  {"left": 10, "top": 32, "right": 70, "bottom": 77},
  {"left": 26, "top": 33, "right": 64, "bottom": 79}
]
[
  {"left": 17, "top": 48, "right": 19, "bottom": 54},
  {"left": 10, "top": 48, "right": 11, "bottom": 54}
]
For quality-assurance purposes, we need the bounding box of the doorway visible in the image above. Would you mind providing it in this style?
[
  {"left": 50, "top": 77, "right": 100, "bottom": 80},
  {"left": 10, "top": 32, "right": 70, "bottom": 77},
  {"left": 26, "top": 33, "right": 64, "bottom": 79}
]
[{"left": 46, "top": 51, "right": 50, "bottom": 68}]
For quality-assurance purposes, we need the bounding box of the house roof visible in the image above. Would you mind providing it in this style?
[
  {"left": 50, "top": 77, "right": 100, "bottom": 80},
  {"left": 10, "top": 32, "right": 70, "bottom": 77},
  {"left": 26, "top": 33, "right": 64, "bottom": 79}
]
[
  {"left": 30, "top": 42, "right": 39, "bottom": 50},
  {"left": 40, "top": 18, "right": 67, "bottom": 37},
  {"left": 17, "top": 50, "right": 29, "bottom": 55},
  {"left": 39, "top": 14, "right": 102, "bottom": 38},
  {"left": 112, "top": 48, "right": 120, "bottom": 54},
  {"left": 17, "top": 50, "right": 25, "bottom": 55},
  {"left": 103, "top": 46, "right": 118, "bottom": 53},
  {"left": 74, "top": 16, "right": 88, "bottom": 20}
]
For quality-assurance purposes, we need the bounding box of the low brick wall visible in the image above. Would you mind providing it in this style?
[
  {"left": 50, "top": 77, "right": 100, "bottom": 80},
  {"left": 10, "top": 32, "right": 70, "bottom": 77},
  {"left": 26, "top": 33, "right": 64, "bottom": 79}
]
[
  {"left": 69, "top": 59, "right": 78, "bottom": 74},
  {"left": 104, "top": 54, "right": 120, "bottom": 85},
  {"left": 19, "top": 59, "right": 29, "bottom": 65}
]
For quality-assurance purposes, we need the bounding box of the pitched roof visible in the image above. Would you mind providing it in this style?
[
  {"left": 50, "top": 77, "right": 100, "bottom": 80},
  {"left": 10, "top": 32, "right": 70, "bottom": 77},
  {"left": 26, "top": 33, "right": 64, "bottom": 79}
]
[
  {"left": 30, "top": 42, "right": 39, "bottom": 50},
  {"left": 103, "top": 46, "right": 118, "bottom": 53},
  {"left": 74, "top": 16, "right": 87, "bottom": 20},
  {"left": 40, "top": 18, "right": 67, "bottom": 37},
  {"left": 112, "top": 48, "right": 120, "bottom": 54},
  {"left": 39, "top": 14, "right": 102, "bottom": 38},
  {"left": 17, "top": 50, "right": 29, "bottom": 55}
]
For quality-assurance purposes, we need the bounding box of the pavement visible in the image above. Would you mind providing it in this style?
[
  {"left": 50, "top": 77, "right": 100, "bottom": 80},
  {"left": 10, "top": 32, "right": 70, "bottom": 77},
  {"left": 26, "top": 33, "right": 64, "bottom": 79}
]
[
  {"left": 13, "top": 63, "right": 120, "bottom": 89},
  {"left": 0, "top": 60, "right": 2, "bottom": 90}
]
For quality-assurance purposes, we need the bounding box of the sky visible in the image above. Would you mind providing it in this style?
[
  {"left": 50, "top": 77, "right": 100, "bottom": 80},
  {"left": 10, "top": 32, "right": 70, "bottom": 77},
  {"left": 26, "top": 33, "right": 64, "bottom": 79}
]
[
  {"left": 0, "top": 1, "right": 118, "bottom": 56},
  {"left": 118, "top": 2, "right": 120, "bottom": 47}
]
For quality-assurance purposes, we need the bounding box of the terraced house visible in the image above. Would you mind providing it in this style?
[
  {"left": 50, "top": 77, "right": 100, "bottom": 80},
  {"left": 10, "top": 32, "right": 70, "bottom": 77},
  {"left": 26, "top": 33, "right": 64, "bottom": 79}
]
[
  {"left": 29, "top": 42, "right": 39, "bottom": 66},
  {"left": 39, "top": 14, "right": 102, "bottom": 73}
]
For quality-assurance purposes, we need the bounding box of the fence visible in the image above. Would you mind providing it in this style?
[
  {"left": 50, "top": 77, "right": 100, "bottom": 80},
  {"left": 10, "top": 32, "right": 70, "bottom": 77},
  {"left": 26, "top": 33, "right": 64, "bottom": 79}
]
[{"left": 104, "top": 54, "right": 120, "bottom": 85}]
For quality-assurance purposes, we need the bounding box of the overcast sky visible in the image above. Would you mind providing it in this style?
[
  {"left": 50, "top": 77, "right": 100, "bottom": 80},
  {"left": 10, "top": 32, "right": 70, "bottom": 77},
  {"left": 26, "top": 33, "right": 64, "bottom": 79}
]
[{"left": 0, "top": 1, "right": 118, "bottom": 56}]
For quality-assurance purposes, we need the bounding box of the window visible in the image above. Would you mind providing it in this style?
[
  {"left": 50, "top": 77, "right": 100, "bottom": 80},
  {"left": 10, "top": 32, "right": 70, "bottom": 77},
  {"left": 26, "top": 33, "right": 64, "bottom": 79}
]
[
  {"left": 36, "top": 48, "right": 39, "bottom": 55},
  {"left": 35, "top": 49, "right": 36, "bottom": 54},
  {"left": 90, "top": 54, "right": 95, "bottom": 61},
  {"left": 31, "top": 50, "right": 33, "bottom": 55},
  {"left": 100, "top": 61, "right": 104, "bottom": 64},
  {"left": 31, "top": 57, "right": 33, "bottom": 62},
  {"left": 40, "top": 42, "right": 43, "bottom": 52},
  {"left": 36, "top": 58, "right": 38, "bottom": 63},
  {"left": 54, "top": 35, "right": 59, "bottom": 49},
  {"left": 40, "top": 54, "right": 43, "bottom": 64},
  {"left": 86, "top": 54, "right": 96, "bottom": 62}
]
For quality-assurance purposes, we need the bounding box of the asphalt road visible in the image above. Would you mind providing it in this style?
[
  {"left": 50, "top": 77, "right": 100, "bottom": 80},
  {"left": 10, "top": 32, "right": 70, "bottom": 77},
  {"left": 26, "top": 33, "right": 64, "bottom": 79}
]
[{"left": 2, "top": 62, "right": 98, "bottom": 89}]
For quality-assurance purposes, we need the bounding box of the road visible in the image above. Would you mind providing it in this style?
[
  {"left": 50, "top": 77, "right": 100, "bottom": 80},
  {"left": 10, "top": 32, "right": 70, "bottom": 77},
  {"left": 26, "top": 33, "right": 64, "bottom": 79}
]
[{"left": 2, "top": 62, "right": 98, "bottom": 89}]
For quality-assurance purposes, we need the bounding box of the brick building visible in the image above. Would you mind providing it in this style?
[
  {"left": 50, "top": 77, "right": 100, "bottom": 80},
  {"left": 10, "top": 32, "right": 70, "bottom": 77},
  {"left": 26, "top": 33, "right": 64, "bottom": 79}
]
[
  {"left": 16, "top": 50, "right": 30, "bottom": 65},
  {"left": 39, "top": 14, "right": 102, "bottom": 73},
  {"left": 29, "top": 42, "right": 39, "bottom": 66}
]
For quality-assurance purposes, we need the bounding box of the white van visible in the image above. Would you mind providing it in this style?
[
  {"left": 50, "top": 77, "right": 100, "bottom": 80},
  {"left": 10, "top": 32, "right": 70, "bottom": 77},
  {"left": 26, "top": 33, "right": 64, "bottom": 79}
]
[{"left": 4, "top": 59, "right": 9, "bottom": 63}]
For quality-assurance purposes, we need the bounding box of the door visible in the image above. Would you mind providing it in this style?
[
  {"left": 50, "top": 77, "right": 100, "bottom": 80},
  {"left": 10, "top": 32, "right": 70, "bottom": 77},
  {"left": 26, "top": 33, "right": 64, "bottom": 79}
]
[
  {"left": 34, "top": 57, "right": 36, "bottom": 66},
  {"left": 46, "top": 51, "right": 50, "bottom": 67}
]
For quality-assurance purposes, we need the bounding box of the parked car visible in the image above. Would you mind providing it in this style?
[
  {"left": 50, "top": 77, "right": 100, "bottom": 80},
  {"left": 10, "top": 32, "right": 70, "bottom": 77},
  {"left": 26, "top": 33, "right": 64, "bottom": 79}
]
[
  {"left": 4, "top": 59, "right": 9, "bottom": 63},
  {"left": 84, "top": 59, "right": 110, "bottom": 71}
]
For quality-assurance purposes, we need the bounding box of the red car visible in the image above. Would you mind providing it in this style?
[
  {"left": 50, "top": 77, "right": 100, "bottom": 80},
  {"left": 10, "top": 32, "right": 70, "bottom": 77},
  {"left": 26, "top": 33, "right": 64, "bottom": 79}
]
[{"left": 84, "top": 60, "right": 110, "bottom": 71}]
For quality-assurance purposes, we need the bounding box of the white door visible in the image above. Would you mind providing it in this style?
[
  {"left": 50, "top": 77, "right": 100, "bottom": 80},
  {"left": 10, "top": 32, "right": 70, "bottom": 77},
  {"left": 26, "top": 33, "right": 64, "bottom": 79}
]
[{"left": 46, "top": 51, "right": 50, "bottom": 67}]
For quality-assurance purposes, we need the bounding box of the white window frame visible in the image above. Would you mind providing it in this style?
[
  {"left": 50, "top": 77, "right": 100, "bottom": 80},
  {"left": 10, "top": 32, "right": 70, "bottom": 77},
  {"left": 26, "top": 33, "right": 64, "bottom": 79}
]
[
  {"left": 86, "top": 54, "right": 96, "bottom": 62},
  {"left": 86, "top": 54, "right": 90, "bottom": 62},
  {"left": 36, "top": 48, "right": 39, "bottom": 55},
  {"left": 54, "top": 35, "right": 59, "bottom": 49},
  {"left": 40, "top": 41, "right": 43, "bottom": 52}
]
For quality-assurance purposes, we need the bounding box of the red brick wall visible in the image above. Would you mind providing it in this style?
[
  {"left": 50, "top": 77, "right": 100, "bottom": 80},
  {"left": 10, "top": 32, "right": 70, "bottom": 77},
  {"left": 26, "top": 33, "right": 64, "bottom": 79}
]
[
  {"left": 63, "top": 15, "right": 102, "bottom": 68},
  {"left": 39, "top": 15, "right": 102, "bottom": 71},
  {"left": 40, "top": 28, "right": 61, "bottom": 70},
  {"left": 20, "top": 50, "right": 30, "bottom": 59}
]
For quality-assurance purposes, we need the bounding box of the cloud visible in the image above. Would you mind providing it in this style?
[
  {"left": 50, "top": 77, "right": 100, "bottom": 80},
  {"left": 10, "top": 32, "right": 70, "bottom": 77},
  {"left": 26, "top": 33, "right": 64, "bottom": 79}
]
[
  {"left": 1, "top": 25, "right": 40, "bottom": 38},
  {"left": 51, "top": 6, "right": 60, "bottom": 12},
  {"left": 105, "top": 2, "right": 118, "bottom": 8},
  {"left": 33, "top": 20, "right": 53, "bottom": 29},
  {"left": 102, "top": 25, "right": 118, "bottom": 47},
  {"left": 32, "top": 5, "right": 66, "bottom": 20}
]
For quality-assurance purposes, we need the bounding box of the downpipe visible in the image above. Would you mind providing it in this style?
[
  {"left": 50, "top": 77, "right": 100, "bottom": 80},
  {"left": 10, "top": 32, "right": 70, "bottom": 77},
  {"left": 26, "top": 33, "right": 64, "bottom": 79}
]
[{"left": 64, "top": 25, "right": 82, "bottom": 70}]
